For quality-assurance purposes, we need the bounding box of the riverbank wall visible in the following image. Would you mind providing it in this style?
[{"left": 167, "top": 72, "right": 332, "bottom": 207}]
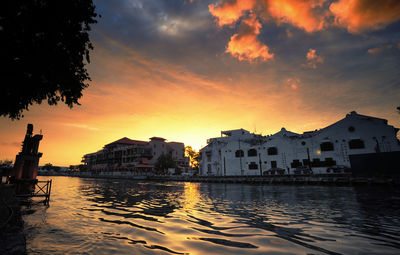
[
  {"left": 39, "top": 172, "right": 400, "bottom": 186},
  {"left": 151, "top": 175, "right": 400, "bottom": 185},
  {"left": 0, "top": 184, "right": 26, "bottom": 255}
]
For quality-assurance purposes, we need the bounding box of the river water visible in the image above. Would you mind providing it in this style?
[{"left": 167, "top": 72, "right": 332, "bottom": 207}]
[{"left": 22, "top": 176, "right": 400, "bottom": 254}]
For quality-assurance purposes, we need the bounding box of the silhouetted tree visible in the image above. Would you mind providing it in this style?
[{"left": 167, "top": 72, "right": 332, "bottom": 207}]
[
  {"left": 0, "top": 159, "right": 13, "bottom": 166},
  {"left": 0, "top": 0, "right": 98, "bottom": 119},
  {"left": 43, "top": 163, "right": 61, "bottom": 171},
  {"left": 43, "top": 163, "right": 53, "bottom": 170},
  {"left": 155, "top": 154, "right": 176, "bottom": 175}
]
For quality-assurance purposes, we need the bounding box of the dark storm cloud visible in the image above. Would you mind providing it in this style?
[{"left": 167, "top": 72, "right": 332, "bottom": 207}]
[{"left": 93, "top": 0, "right": 224, "bottom": 65}]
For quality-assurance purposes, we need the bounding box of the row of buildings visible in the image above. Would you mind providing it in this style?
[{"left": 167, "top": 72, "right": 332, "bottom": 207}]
[
  {"left": 199, "top": 111, "right": 400, "bottom": 176},
  {"left": 82, "top": 136, "right": 190, "bottom": 175},
  {"left": 81, "top": 111, "right": 399, "bottom": 176}
]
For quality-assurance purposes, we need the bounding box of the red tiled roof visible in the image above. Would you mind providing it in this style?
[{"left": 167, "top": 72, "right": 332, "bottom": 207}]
[{"left": 105, "top": 137, "right": 148, "bottom": 147}]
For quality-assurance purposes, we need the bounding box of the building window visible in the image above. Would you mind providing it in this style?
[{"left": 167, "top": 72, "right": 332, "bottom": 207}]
[
  {"left": 235, "top": 150, "right": 244, "bottom": 157},
  {"left": 248, "top": 149, "right": 257, "bottom": 157},
  {"left": 271, "top": 161, "right": 277, "bottom": 168},
  {"left": 290, "top": 159, "right": 302, "bottom": 168},
  {"left": 348, "top": 126, "right": 355, "bottom": 132},
  {"left": 268, "top": 147, "right": 278, "bottom": 155},
  {"left": 349, "top": 139, "right": 365, "bottom": 149},
  {"left": 248, "top": 162, "right": 258, "bottom": 170},
  {"left": 206, "top": 151, "right": 211, "bottom": 162},
  {"left": 301, "top": 141, "right": 306, "bottom": 146},
  {"left": 320, "top": 142, "right": 334, "bottom": 151},
  {"left": 311, "top": 158, "right": 321, "bottom": 167},
  {"left": 207, "top": 164, "right": 212, "bottom": 173},
  {"left": 324, "top": 158, "right": 336, "bottom": 166}
]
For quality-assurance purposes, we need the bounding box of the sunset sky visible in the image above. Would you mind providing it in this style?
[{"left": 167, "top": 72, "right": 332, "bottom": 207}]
[{"left": 1, "top": 0, "right": 400, "bottom": 166}]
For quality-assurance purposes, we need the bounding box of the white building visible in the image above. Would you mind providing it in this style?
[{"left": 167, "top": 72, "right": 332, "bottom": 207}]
[{"left": 199, "top": 111, "right": 400, "bottom": 176}]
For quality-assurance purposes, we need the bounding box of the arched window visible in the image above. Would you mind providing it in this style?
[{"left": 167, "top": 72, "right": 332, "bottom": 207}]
[
  {"left": 267, "top": 147, "right": 278, "bottom": 155},
  {"left": 235, "top": 150, "right": 244, "bottom": 157},
  {"left": 248, "top": 149, "right": 257, "bottom": 157},
  {"left": 349, "top": 139, "right": 365, "bottom": 149},
  {"left": 206, "top": 151, "right": 211, "bottom": 162},
  {"left": 207, "top": 164, "right": 212, "bottom": 173},
  {"left": 320, "top": 142, "right": 334, "bottom": 151}
]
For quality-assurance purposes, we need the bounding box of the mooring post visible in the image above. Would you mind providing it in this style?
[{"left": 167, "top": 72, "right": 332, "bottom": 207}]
[{"left": 48, "top": 180, "right": 52, "bottom": 204}]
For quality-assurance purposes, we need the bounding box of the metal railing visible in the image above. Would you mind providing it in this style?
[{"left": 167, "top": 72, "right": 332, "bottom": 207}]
[{"left": 16, "top": 179, "right": 52, "bottom": 205}]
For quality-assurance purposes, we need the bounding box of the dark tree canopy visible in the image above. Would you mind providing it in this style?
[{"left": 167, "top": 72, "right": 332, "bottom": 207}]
[
  {"left": 155, "top": 153, "right": 176, "bottom": 175},
  {"left": 0, "top": 0, "right": 98, "bottom": 119}
]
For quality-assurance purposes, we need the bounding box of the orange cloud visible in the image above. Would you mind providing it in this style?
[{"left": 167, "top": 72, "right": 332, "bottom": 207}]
[
  {"left": 367, "top": 44, "right": 393, "bottom": 54},
  {"left": 286, "top": 78, "right": 300, "bottom": 89},
  {"left": 209, "top": 0, "right": 400, "bottom": 43},
  {"left": 305, "top": 48, "right": 323, "bottom": 68},
  {"left": 330, "top": 0, "right": 400, "bottom": 33},
  {"left": 265, "top": 0, "right": 327, "bottom": 33},
  {"left": 209, "top": 0, "right": 330, "bottom": 62},
  {"left": 226, "top": 15, "right": 274, "bottom": 62},
  {"left": 209, "top": 0, "right": 256, "bottom": 26}
]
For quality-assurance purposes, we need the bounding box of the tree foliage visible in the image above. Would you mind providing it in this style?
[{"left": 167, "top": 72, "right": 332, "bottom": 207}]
[
  {"left": 155, "top": 153, "right": 176, "bottom": 175},
  {"left": 43, "top": 163, "right": 60, "bottom": 171},
  {"left": 185, "top": 146, "right": 199, "bottom": 170},
  {"left": 0, "top": 0, "right": 98, "bottom": 119},
  {"left": 43, "top": 163, "right": 53, "bottom": 170},
  {"left": 0, "top": 159, "right": 13, "bottom": 166}
]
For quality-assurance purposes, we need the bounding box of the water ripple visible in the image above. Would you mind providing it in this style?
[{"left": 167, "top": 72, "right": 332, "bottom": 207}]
[
  {"left": 22, "top": 177, "right": 400, "bottom": 255},
  {"left": 98, "top": 217, "right": 164, "bottom": 234}
]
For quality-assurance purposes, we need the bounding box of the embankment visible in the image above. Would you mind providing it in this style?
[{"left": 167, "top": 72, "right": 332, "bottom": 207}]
[
  {"left": 0, "top": 184, "right": 26, "bottom": 255},
  {"left": 41, "top": 172, "right": 400, "bottom": 186}
]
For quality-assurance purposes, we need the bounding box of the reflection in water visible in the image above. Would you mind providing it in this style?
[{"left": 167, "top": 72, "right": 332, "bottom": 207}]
[{"left": 23, "top": 177, "right": 400, "bottom": 255}]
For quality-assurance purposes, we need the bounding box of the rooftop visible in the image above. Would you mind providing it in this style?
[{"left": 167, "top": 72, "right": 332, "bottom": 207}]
[
  {"left": 149, "top": 137, "right": 166, "bottom": 141},
  {"left": 105, "top": 137, "right": 148, "bottom": 147}
]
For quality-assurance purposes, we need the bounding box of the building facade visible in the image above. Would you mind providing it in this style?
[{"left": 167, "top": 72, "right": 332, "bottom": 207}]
[
  {"left": 82, "top": 136, "right": 189, "bottom": 174},
  {"left": 199, "top": 111, "right": 400, "bottom": 176}
]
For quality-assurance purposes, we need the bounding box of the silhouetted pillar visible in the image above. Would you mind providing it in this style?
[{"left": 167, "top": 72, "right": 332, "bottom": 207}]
[{"left": 11, "top": 124, "right": 43, "bottom": 180}]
